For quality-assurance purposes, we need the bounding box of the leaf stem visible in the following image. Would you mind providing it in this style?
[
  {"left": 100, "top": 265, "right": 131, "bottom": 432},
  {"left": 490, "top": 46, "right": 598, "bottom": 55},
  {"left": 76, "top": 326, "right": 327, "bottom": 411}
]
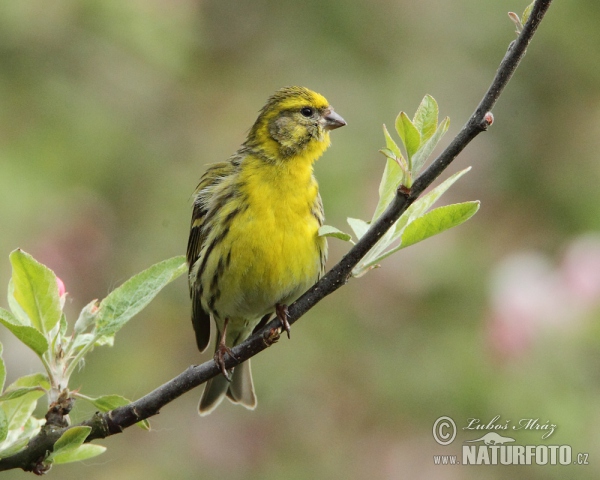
[{"left": 62, "top": 334, "right": 99, "bottom": 382}]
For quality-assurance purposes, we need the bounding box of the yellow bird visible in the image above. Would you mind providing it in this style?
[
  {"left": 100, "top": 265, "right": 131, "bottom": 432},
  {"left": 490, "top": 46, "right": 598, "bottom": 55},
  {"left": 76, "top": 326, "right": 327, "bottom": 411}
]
[{"left": 187, "top": 86, "right": 346, "bottom": 415}]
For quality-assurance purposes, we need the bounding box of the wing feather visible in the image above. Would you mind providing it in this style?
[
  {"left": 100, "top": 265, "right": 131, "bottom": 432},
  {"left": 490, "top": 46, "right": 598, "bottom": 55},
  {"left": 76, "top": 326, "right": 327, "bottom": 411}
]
[{"left": 187, "top": 160, "right": 238, "bottom": 352}]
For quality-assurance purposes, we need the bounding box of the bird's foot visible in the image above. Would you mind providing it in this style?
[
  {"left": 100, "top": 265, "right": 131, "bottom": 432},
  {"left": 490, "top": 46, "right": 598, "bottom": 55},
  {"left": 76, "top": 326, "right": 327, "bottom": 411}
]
[
  {"left": 214, "top": 343, "right": 237, "bottom": 381},
  {"left": 214, "top": 317, "right": 238, "bottom": 381},
  {"left": 276, "top": 304, "right": 291, "bottom": 339},
  {"left": 263, "top": 326, "right": 281, "bottom": 347}
]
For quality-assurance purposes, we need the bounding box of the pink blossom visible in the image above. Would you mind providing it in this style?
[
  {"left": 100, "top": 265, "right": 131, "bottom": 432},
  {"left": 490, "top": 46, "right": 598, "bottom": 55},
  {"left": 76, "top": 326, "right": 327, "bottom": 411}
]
[
  {"left": 486, "top": 235, "right": 600, "bottom": 359},
  {"left": 562, "top": 235, "right": 600, "bottom": 303},
  {"left": 56, "top": 276, "right": 66, "bottom": 297}
]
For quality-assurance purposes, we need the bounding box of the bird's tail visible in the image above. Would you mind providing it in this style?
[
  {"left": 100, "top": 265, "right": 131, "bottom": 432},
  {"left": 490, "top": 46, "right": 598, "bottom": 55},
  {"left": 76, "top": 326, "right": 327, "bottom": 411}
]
[{"left": 198, "top": 359, "right": 257, "bottom": 415}]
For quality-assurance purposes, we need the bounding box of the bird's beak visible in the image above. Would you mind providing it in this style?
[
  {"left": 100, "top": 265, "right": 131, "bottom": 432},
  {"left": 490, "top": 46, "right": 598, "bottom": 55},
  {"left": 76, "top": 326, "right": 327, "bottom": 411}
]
[{"left": 322, "top": 108, "right": 347, "bottom": 131}]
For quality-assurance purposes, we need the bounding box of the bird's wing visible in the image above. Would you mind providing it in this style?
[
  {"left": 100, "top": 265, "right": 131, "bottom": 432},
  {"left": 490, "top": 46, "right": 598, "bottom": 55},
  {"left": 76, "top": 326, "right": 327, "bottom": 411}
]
[
  {"left": 312, "top": 190, "right": 328, "bottom": 277},
  {"left": 187, "top": 161, "right": 236, "bottom": 352}
]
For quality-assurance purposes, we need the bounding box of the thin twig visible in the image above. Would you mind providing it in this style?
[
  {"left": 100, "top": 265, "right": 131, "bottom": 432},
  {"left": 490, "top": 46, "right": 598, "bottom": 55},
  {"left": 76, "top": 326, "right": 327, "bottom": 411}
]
[{"left": 0, "top": 0, "right": 552, "bottom": 472}]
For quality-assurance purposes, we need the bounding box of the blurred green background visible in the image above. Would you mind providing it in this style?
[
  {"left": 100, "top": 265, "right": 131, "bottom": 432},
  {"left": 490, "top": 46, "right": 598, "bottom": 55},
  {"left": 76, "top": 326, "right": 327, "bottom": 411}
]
[{"left": 1, "top": 0, "right": 599, "bottom": 478}]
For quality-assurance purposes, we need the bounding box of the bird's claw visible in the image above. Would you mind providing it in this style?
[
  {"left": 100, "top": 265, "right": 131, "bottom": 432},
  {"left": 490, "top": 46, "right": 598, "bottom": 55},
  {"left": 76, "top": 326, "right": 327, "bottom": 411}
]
[
  {"left": 214, "top": 343, "right": 238, "bottom": 381},
  {"left": 263, "top": 326, "right": 281, "bottom": 346},
  {"left": 276, "top": 304, "right": 291, "bottom": 339}
]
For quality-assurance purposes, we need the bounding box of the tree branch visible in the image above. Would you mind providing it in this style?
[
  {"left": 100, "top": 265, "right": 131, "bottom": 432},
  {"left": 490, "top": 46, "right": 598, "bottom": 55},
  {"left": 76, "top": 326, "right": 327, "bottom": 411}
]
[{"left": 0, "top": 0, "right": 553, "bottom": 473}]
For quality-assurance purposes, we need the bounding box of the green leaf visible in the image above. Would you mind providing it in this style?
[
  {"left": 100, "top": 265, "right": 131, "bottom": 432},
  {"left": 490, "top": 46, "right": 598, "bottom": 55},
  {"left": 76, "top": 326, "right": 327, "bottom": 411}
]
[
  {"left": 394, "top": 166, "right": 471, "bottom": 237},
  {"left": 411, "top": 117, "right": 450, "bottom": 176},
  {"left": 1, "top": 375, "right": 47, "bottom": 430},
  {"left": 347, "top": 217, "right": 370, "bottom": 241},
  {"left": 399, "top": 201, "right": 480, "bottom": 250},
  {"left": 0, "top": 343, "right": 5, "bottom": 394},
  {"left": 0, "top": 408, "right": 7, "bottom": 444},
  {"left": 59, "top": 313, "right": 67, "bottom": 337},
  {"left": 83, "top": 394, "right": 127, "bottom": 411},
  {"left": 93, "top": 335, "right": 114, "bottom": 347},
  {"left": 0, "top": 308, "right": 49, "bottom": 357},
  {"left": 68, "top": 333, "right": 113, "bottom": 356},
  {"left": 0, "top": 416, "right": 44, "bottom": 458},
  {"left": 47, "top": 426, "right": 106, "bottom": 465},
  {"left": 522, "top": 1, "right": 534, "bottom": 25},
  {"left": 7, "top": 280, "right": 29, "bottom": 326},
  {"left": 318, "top": 225, "right": 352, "bottom": 242},
  {"left": 74, "top": 299, "right": 99, "bottom": 334},
  {"left": 9, "top": 249, "right": 62, "bottom": 334},
  {"left": 395, "top": 111, "right": 421, "bottom": 160},
  {"left": 383, "top": 124, "right": 402, "bottom": 159},
  {"left": 95, "top": 256, "right": 186, "bottom": 337},
  {"left": 0, "top": 438, "right": 30, "bottom": 459},
  {"left": 412, "top": 95, "right": 438, "bottom": 143},
  {"left": 373, "top": 158, "right": 403, "bottom": 222},
  {"left": 354, "top": 167, "right": 474, "bottom": 276},
  {"left": 52, "top": 426, "right": 91, "bottom": 454},
  {"left": 51, "top": 444, "right": 106, "bottom": 464},
  {"left": 82, "top": 394, "right": 150, "bottom": 430},
  {"left": 0, "top": 387, "right": 45, "bottom": 402},
  {"left": 379, "top": 147, "right": 396, "bottom": 159},
  {"left": 9, "top": 373, "right": 50, "bottom": 390},
  {"left": 167, "top": 256, "right": 188, "bottom": 282},
  {"left": 373, "top": 124, "right": 411, "bottom": 221},
  {"left": 364, "top": 202, "right": 480, "bottom": 268},
  {"left": 0, "top": 437, "right": 29, "bottom": 460}
]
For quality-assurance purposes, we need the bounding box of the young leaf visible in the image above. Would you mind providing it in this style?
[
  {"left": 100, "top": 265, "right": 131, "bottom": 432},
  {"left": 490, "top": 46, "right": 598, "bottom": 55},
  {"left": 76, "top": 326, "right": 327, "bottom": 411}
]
[
  {"left": 399, "top": 201, "right": 480, "bottom": 250},
  {"left": 0, "top": 416, "right": 44, "bottom": 458},
  {"left": 508, "top": 12, "right": 523, "bottom": 34},
  {"left": 68, "top": 333, "right": 113, "bottom": 356},
  {"left": 51, "top": 426, "right": 91, "bottom": 454},
  {"left": 46, "top": 426, "right": 105, "bottom": 465},
  {"left": 0, "top": 437, "right": 30, "bottom": 459},
  {"left": 383, "top": 124, "right": 402, "bottom": 159},
  {"left": 9, "top": 373, "right": 50, "bottom": 390},
  {"left": 74, "top": 299, "right": 99, "bottom": 334},
  {"left": 410, "top": 116, "right": 450, "bottom": 175},
  {"left": 1, "top": 383, "right": 45, "bottom": 431},
  {"left": 0, "top": 387, "right": 45, "bottom": 403},
  {"left": 0, "top": 343, "right": 4, "bottom": 394},
  {"left": 168, "top": 256, "right": 188, "bottom": 282},
  {"left": 347, "top": 217, "right": 370, "bottom": 241},
  {"left": 0, "top": 408, "right": 7, "bottom": 444},
  {"left": 95, "top": 256, "right": 186, "bottom": 337},
  {"left": 412, "top": 95, "right": 439, "bottom": 143},
  {"left": 373, "top": 158, "right": 403, "bottom": 222},
  {"left": 394, "top": 166, "right": 472, "bottom": 237},
  {"left": 7, "top": 280, "right": 30, "bottom": 326},
  {"left": 81, "top": 394, "right": 150, "bottom": 430},
  {"left": 361, "top": 226, "right": 396, "bottom": 272},
  {"left": 318, "top": 225, "right": 353, "bottom": 242},
  {"left": 59, "top": 313, "right": 68, "bottom": 337},
  {"left": 0, "top": 308, "right": 49, "bottom": 357},
  {"left": 353, "top": 167, "right": 474, "bottom": 276},
  {"left": 51, "top": 444, "right": 106, "bottom": 464},
  {"left": 379, "top": 147, "right": 397, "bottom": 160},
  {"left": 360, "top": 202, "right": 480, "bottom": 269},
  {"left": 395, "top": 112, "right": 421, "bottom": 160},
  {"left": 9, "top": 249, "right": 62, "bottom": 334},
  {"left": 522, "top": 1, "right": 534, "bottom": 24}
]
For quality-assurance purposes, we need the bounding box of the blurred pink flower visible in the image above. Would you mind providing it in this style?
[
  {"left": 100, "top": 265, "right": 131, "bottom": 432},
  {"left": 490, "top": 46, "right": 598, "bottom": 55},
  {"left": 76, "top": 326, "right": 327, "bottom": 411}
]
[
  {"left": 487, "top": 235, "right": 600, "bottom": 359},
  {"left": 562, "top": 234, "right": 600, "bottom": 302},
  {"left": 56, "top": 276, "right": 66, "bottom": 297}
]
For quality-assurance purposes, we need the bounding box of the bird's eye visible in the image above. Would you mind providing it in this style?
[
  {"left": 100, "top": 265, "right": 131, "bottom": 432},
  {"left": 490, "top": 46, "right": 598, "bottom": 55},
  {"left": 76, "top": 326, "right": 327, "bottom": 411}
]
[{"left": 300, "top": 107, "right": 314, "bottom": 117}]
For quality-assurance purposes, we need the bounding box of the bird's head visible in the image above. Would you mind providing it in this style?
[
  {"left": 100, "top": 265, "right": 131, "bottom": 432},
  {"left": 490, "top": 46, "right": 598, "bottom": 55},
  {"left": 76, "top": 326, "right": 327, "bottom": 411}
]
[{"left": 246, "top": 86, "right": 346, "bottom": 162}]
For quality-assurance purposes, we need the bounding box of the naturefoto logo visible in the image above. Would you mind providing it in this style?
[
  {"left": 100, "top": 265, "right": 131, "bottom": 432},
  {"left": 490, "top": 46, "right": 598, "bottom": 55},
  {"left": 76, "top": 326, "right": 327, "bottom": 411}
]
[
  {"left": 465, "top": 432, "right": 515, "bottom": 445},
  {"left": 432, "top": 416, "right": 590, "bottom": 466}
]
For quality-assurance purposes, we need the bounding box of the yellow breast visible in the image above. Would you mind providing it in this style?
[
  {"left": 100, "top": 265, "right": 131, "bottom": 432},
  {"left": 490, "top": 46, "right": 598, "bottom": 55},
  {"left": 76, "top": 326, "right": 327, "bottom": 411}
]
[{"left": 213, "top": 155, "right": 325, "bottom": 320}]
